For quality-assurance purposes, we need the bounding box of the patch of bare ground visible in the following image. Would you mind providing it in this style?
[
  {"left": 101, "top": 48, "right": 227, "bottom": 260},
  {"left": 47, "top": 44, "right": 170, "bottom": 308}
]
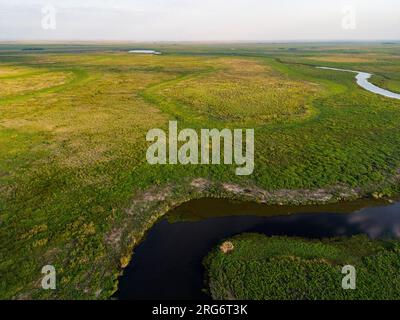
[
  {"left": 105, "top": 228, "right": 123, "bottom": 248},
  {"left": 221, "top": 182, "right": 359, "bottom": 204},
  {"left": 105, "top": 184, "right": 176, "bottom": 258},
  {"left": 220, "top": 241, "right": 235, "bottom": 254},
  {"left": 190, "top": 178, "right": 211, "bottom": 191}
]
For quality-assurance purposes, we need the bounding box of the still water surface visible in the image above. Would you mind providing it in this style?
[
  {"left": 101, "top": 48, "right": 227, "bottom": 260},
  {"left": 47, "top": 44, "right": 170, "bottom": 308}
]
[{"left": 128, "top": 50, "right": 161, "bottom": 55}]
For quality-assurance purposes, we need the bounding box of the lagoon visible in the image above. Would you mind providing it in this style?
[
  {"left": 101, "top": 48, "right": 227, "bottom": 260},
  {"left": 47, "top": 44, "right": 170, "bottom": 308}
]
[{"left": 128, "top": 50, "right": 161, "bottom": 55}]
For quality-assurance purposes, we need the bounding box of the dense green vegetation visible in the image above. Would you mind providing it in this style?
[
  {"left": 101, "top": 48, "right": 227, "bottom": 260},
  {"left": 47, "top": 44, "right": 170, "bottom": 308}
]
[
  {"left": 0, "top": 43, "right": 400, "bottom": 299},
  {"left": 204, "top": 234, "right": 400, "bottom": 300}
]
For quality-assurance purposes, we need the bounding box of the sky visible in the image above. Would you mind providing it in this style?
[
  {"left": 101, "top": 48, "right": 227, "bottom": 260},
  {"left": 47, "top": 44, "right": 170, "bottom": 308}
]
[{"left": 0, "top": 0, "right": 399, "bottom": 41}]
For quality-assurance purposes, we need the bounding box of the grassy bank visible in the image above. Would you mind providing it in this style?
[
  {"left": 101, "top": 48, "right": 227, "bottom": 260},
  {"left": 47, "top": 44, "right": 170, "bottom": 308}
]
[
  {"left": 204, "top": 234, "right": 400, "bottom": 300},
  {"left": 1, "top": 43, "right": 400, "bottom": 299}
]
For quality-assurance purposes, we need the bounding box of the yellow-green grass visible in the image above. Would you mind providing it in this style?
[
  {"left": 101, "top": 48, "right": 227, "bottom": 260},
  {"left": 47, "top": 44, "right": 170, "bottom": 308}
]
[
  {"left": 0, "top": 71, "right": 74, "bottom": 97},
  {"left": 1, "top": 45, "right": 400, "bottom": 300},
  {"left": 0, "top": 65, "right": 43, "bottom": 78},
  {"left": 152, "top": 58, "right": 319, "bottom": 126}
]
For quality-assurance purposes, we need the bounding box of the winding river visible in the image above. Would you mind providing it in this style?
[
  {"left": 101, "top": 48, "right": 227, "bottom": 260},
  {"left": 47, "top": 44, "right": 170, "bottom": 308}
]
[
  {"left": 317, "top": 66, "right": 400, "bottom": 99},
  {"left": 117, "top": 198, "right": 400, "bottom": 300}
]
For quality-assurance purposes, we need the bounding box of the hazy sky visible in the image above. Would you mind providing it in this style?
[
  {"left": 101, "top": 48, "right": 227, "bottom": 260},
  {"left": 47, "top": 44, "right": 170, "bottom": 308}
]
[{"left": 0, "top": 0, "right": 399, "bottom": 41}]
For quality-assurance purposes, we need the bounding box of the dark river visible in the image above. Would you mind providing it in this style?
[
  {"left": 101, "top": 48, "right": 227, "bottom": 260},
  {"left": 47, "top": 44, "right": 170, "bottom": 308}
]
[{"left": 116, "top": 198, "right": 400, "bottom": 300}]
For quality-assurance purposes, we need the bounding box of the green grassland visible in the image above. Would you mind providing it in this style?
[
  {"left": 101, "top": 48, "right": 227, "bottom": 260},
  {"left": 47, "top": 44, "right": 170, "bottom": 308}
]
[
  {"left": 204, "top": 234, "right": 400, "bottom": 300},
  {"left": 1, "top": 43, "right": 400, "bottom": 299},
  {"left": 150, "top": 57, "right": 318, "bottom": 126}
]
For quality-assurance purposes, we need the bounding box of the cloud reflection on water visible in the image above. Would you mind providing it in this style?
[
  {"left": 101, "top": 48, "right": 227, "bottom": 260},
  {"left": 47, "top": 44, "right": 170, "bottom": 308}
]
[{"left": 347, "top": 202, "right": 400, "bottom": 239}]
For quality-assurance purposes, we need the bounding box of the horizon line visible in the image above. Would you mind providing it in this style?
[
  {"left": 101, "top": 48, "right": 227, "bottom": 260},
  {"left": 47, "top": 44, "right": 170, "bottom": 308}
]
[{"left": 1, "top": 39, "right": 400, "bottom": 45}]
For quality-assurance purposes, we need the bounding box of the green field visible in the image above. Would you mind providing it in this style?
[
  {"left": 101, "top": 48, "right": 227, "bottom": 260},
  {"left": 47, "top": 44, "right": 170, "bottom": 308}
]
[
  {"left": 204, "top": 234, "right": 400, "bottom": 300},
  {"left": 1, "top": 43, "right": 400, "bottom": 299}
]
